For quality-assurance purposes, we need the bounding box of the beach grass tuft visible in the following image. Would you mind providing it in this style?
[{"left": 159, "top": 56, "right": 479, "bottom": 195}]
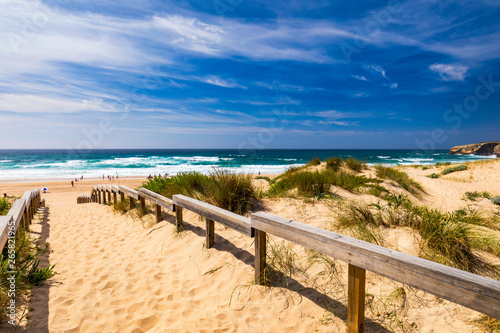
[
  {"left": 0, "top": 228, "right": 56, "bottom": 325},
  {"left": 375, "top": 166, "right": 424, "bottom": 195},
  {"left": 0, "top": 197, "right": 12, "bottom": 216},
  {"left": 142, "top": 170, "right": 255, "bottom": 215},
  {"left": 441, "top": 164, "right": 468, "bottom": 175}
]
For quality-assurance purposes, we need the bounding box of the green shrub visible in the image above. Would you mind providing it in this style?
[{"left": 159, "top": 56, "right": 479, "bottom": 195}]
[
  {"left": 345, "top": 158, "right": 366, "bottom": 172},
  {"left": 0, "top": 198, "right": 11, "bottom": 216},
  {"left": 375, "top": 166, "right": 424, "bottom": 195},
  {"left": 422, "top": 166, "right": 432, "bottom": 170},
  {"left": 435, "top": 161, "right": 451, "bottom": 166},
  {"left": 441, "top": 165, "right": 468, "bottom": 175},
  {"left": 492, "top": 197, "right": 500, "bottom": 206},
  {"left": 428, "top": 173, "right": 440, "bottom": 179},
  {"left": 308, "top": 157, "right": 321, "bottom": 166},
  {"left": 325, "top": 156, "right": 343, "bottom": 172}
]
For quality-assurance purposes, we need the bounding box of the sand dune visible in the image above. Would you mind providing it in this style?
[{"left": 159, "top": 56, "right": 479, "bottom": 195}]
[{"left": 1, "top": 161, "right": 499, "bottom": 332}]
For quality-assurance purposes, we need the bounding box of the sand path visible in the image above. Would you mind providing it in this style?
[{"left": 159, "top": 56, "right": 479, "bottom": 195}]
[{"left": 8, "top": 184, "right": 342, "bottom": 333}]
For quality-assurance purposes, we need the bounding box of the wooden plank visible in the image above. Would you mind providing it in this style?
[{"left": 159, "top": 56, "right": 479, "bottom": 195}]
[
  {"left": 348, "top": 264, "right": 366, "bottom": 333},
  {"left": 206, "top": 218, "right": 215, "bottom": 248},
  {"left": 254, "top": 229, "right": 267, "bottom": 285},
  {"left": 0, "top": 215, "right": 13, "bottom": 251},
  {"left": 118, "top": 185, "right": 139, "bottom": 200},
  {"left": 251, "top": 212, "right": 500, "bottom": 319},
  {"left": 138, "top": 188, "right": 174, "bottom": 211},
  {"left": 7, "top": 199, "right": 27, "bottom": 233},
  {"left": 172, "top": 195, "right": 252, "bottom": 237}
]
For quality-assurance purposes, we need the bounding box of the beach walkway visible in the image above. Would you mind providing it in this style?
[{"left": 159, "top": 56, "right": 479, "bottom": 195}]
[{"left": 17, "top": 183, "right": 335, "bottom": 333}]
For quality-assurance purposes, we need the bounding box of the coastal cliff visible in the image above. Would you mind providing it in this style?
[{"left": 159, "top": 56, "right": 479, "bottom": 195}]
[{"left": 449, "top": 141, "right": 500, "bottom": 157}]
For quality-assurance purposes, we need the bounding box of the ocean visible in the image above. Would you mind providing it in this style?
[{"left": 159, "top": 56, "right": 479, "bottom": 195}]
[{"left": 0, "top": 149, "right": 496, "bottom": 181}]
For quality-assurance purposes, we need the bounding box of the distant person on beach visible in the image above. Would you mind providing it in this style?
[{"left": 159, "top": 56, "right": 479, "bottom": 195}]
[
  {"left": 81, "top": 176, "right": 83, "bottom": 180},
  {"left": 103, "top": 174, "right": 105, "bottom": 180},
  {"left": 71, "top": 180, "right": 74, "bottom": 187}
]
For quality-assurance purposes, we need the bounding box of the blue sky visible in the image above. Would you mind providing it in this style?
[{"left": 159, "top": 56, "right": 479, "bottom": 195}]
[{"left": 0, "top": 0, "right": 499, "bottom": 150}]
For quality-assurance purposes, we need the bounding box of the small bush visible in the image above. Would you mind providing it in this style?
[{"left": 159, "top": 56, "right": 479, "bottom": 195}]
[
  {"left": 435, "top": 161, "right": 451, "bottom": 166},
  {"left": 375, "top": 166, "right": 424, "bottom": 195},
  {"left": 308, "top": 157, "right": 321, "bottom": 166},
  {"left": 422, "top": 166, "right": 432, "bottom": 170},
  {"left": 0, "top": 197, "right": 11, "bottom": 216},
  {"left": 325, "top": 156, "right": 343, "bottom": 172},
  {"left": 428, "top": 173, "right": 440, "bottom": 179},
  {"left": 441, "top": 164, "right": 468, "bottom": 175},
  {"left": 492, "top": 196, "right": 500, "bottom": 206},
  {"left": 345, "top": 158, "right": 366, "bottom": 172}
]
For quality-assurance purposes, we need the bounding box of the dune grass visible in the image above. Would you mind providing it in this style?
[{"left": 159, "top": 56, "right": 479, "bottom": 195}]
[
  {"left": 0, "top": 198, "right": 11, "bottom": 216},
  {"left": 141, "top": 170, "right": 255, "bottom": 215},
  {"left": 268, "top": 168, "right": 381, "bottom": 199},
  {"left": 441, "top": 164, "right": 468, "bottom": 175},
  {"left": 0, "top": 227, "right": 56, "bottom": 325},
  {"left": 375, "top": 166, "right": 424, "bottom": 195},
  {"left": 336, "top": 195, "right": 500, "bottom": 274},
  {"left": 345, "top": 157, "right": 366, "bottom": 172},
  {"left": 324, "top": 156, "right": 343, "bottom": 172}
]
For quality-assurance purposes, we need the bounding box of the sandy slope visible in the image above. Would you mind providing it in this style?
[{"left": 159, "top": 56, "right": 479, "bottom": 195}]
[{"left": 1, "top": 161, "right": 499, "bottom": 332}]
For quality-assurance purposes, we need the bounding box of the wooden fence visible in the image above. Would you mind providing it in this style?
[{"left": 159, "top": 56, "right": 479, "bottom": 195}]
[
  {"left": 86, "top": 185, "right": 500, "bottom": 332},
  {"left": 0, "top": 189, "right": 43, "bottom": 251}
]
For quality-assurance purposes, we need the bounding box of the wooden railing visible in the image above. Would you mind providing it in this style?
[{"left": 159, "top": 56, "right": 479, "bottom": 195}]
[
  {"left": 0, "top": 189, "right": 43, "bottom": 251},
  {"left": 87, "top": 185, "right": 500, "bottom": 331}
]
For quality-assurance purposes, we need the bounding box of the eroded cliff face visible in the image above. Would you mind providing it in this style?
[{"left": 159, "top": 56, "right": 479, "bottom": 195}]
[{"left": 449, "top": 141, "right": 500, "bottom": 157}]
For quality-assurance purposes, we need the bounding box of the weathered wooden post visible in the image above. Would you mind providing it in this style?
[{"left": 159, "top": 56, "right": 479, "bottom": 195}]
[
  {"left": 206, "top": 218, "right": 215, "bottom": 248},
  {"left": 254, "top": 229, "right": 267, "bottom": 285},
  {"left": 129, "top": 196, "right": 135, "bottom": 210},
  {"left": 113, "top": 190, "right": 117, "bottom": 204},
  {"left": 107, "top": 189, "right": 112, "bottom": 204},
  {"left": 175, "top": 205, "right": 183, "bottom": 230},
  {"left": 98, "top": 189, "right": 102, "bottom": 204},
  {"left": 139, "top": 195, "right": 146, "bottom": 211},
  {"left": 102, "top": 189, "right": 107, "bottom": 204},
  {"left": 120, "top": 191, "right": 125, "bottom": 202},
  {"left": 156, "top": 204, "right": 162, "bottom": 223},
  {"left": 347, "top": 264, "right": 366, "bottom": 333}
]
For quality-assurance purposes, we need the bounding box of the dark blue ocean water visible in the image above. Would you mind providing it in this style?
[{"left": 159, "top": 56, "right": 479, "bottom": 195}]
[{"left": 0, "top": 149, "right": 495, "bottom": 180}]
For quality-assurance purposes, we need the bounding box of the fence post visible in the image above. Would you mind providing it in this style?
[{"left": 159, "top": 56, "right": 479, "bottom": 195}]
[
  {"left": 102, "top": 190, "right": 107, "bottom": 204},
  {"left": 206, "top": 218, "right": 214, "bottom": 248},
  {"left": 254, "top": 229, "right": 267, "bottom": 285},
  {"left": 107, "top": 190, "right": 112, "bottom": 204},
  {"left": 120, "top": 192, "right": 125, "bottom": 202},
  {"left": 348, "top": 264, "right": 366, "bottom": 333},
  {"left": 175, "top": 206, "right": 183, "bottom": 230},
  {"left": 139, "top": 196, "right": 146, "bottom": 211},
  {"left": 113, "top": 191, "right": 117, "bottom": 204},
  {"left": 129, "top": 196, "right": 135, "bottom": 210},
  {"left": 156, "top": 204, "right": 162, "bottom": 223}
]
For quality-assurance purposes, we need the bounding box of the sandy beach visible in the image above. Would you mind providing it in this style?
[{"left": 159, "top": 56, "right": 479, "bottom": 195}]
[{"left": 1, "top": 161, "right": 499, "bottom": 332}]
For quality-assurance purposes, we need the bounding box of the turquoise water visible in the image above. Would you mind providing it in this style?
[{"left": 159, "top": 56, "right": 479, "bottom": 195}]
[{"left": 0, "top": 149, "right": 495, "bottom": 180}]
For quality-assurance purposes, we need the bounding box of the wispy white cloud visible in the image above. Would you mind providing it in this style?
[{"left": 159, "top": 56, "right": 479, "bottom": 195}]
[
  {"left": 201, "top": 75, "right": 246, "bottom": 89},
  {"left": 429, "top": 63, "right": 469, "bottom": 81},
  {"left": 352, "top": 75, "right": 368, "bottom": 81},
  {"left": 364, "top": 65, "right": 388, "bottom": 79}
]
